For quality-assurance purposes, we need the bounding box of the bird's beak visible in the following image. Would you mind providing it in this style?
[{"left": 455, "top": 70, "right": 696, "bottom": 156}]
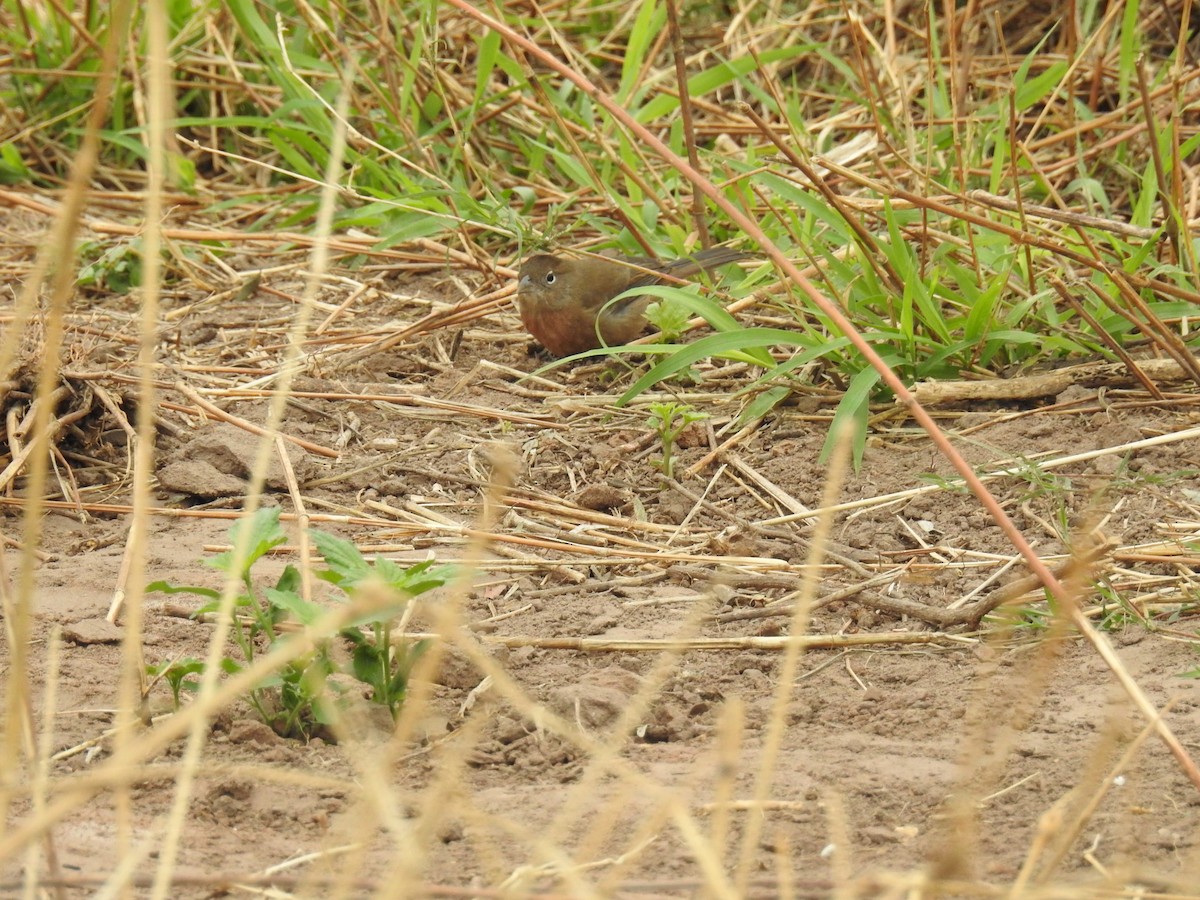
[{"left": 518, "top": 274, "right": 531, "bottom": 290}]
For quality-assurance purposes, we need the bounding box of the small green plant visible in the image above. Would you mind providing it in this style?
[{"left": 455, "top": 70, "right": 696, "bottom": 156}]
[
  {"left": 1093, "top": 583, "right": 1145, "bottom": 632},
  {"left": 310, "top": 529, "right": 451, "bottom": 721},
  {"left": 77, "top": 239, "right": 143, "bottom": 293},
  {"left": 147, "top": 508, "right": 452, "bottom": 739},
  {"left": 145, "top": 657, "right": 205, "bottom": 710},
  {"left": 642, "top": 295, "right": 691, "bottom": 343},
  {"left": 645, "top": 401, "right": 708, "bottom": 479}
]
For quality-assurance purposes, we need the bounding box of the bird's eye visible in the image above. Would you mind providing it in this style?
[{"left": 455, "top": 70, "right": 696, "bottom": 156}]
[{"left": 544, "top": 272, "right": 556, "bottom": 285}]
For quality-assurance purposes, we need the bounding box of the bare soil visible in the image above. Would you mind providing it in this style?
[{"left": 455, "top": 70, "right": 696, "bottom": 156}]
[{"left": 6, "top": 260, "right": 1200, "bottom": 897}]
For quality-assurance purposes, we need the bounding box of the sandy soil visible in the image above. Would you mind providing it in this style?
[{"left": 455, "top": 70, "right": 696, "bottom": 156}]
[{"left": 5, "top": 263, "right": 1200, "bottom": 897}]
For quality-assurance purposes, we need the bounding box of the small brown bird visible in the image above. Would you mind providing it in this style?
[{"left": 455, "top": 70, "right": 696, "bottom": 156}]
[{"left": 517, "top": 247, "right": 750, "bottom": 357}]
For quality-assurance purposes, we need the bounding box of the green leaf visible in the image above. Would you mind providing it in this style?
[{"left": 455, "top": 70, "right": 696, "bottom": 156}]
[
  {"left": 145, "top": 581, "right": 221, "bottom": 601},
  {"left": 351, "top": 642, "right": 385, "bottom": 691},
  {"left": 265, "top": 587, "right": 322, "bottom": 626},
  {"left": 312, "top": 530, "right": 371, "bottom": 586},
  {"left": 643, "top": 295, "right": 692, "bottom": 341},
  {"left": 474, "top": 30, "right": 502, "bottom": 104},
  {"left": 635, "top": 46, "right": 816, "bottom": 122},
  {"left": 147, "top": 657, "right": 205, "bottom": 678},
  {"left": 275, "top": 564, "right": 301, "bottom": 594},
  {"left": 615, "top": 328, "right": 806, "bottom": 406},
  {"left": 820, "top": 365, "right": 882, "bottom": 470},
  {"left": 380, "top": 558, "right": 455, "bottom": 596},
  {"left": 342, "top": 598, "right": 414, "bottom": 630},
  {"left": 0, "top": 143, "right": 32, "bottom": 183},
  {"left": 735, "top": 385, "right": 793, "bottom": 428},
  {"left": 207, "top": 508, "right": 286, "bottom": 578},
  {"left": 629, "top": 282, "right": 761, "bottom": 337},
  {"left": 618, "top": 0, "right": 666, "bottom": 105}
]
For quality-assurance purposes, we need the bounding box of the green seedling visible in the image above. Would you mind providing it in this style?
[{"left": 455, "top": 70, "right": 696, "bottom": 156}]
[
  {"left": 78, "top": 239, "right": 142, "bottom": 293},
  {"left": 310, "top": 529, "right": 450, "bottom": 721},
  {"left": 643, "top": 295, "right": 691, "bottom": 343},
  {"left": 645, "top": 401, "right": 708, "bottom": 480},
  {"left": 145, "top": 657, "right": 205, "bottom": 710},
  {"left": 147, "top": 508, "right": 452, "bottom": 739}
]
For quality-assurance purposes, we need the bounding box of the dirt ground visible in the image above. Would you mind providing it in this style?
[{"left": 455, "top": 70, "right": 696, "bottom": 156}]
[{"left": 6, "top": 258, "right": 1200, "bottom": 897}]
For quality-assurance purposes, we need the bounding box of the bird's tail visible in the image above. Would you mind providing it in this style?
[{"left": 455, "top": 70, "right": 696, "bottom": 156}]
[{"left": 660, "top": 246, "right": 754, "bottom": 279}]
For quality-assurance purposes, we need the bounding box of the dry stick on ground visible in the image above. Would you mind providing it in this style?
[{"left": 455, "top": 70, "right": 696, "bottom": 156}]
[
  {"left": 967, "top": 190, "right": 1162, "bottom": 238},
  {"left": 378, "top": 482, "right": 700, "bottom": 540},
  {"left": 712, "top": 540, "right": 1116, "bottom": 631},
  {"left": 6, "top": 384, "right": 71, "bottom": 443},
  {"left": 945, "top": 391, "right": 1200, "bottom": 438},
  {"left": 869, "top": 540, "right": 1117, "bottom": 631},
  {"left": 90, "top": 382, "right": 137, "bottom": 448},
  {"left": 211, "top": 386, "right": 563, "bottom": 429},
  {"left": 0, "top": 534, "right": 50, "bottom": 562},
  {"left": 105, "top": 524, "right": 139, "bottom": 625},
  {"left": 6, "top": 486, "right": 807, "bottom": 572},
  {"left": 710, "top": 570, "right": 904, "bottom": 625},
  {"left": 909, "top": 355, "right": 1200, "bottom": 404},
  {"left": 659, "top": 475, "right": 800, "bottom": 542},
  {"left": 450, "top": 4, "right": 1200, "bottom": 792},
  {"left": 682, "top": 416, "right": 766, "bottom": 479},
  {"left": 99, "top": 378, "right": 150, "bottom": 627}
]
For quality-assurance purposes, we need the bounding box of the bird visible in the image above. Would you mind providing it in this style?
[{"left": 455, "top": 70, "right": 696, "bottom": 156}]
[{"left": 516, "top": 247, "right": 750, "bottom": 358}]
